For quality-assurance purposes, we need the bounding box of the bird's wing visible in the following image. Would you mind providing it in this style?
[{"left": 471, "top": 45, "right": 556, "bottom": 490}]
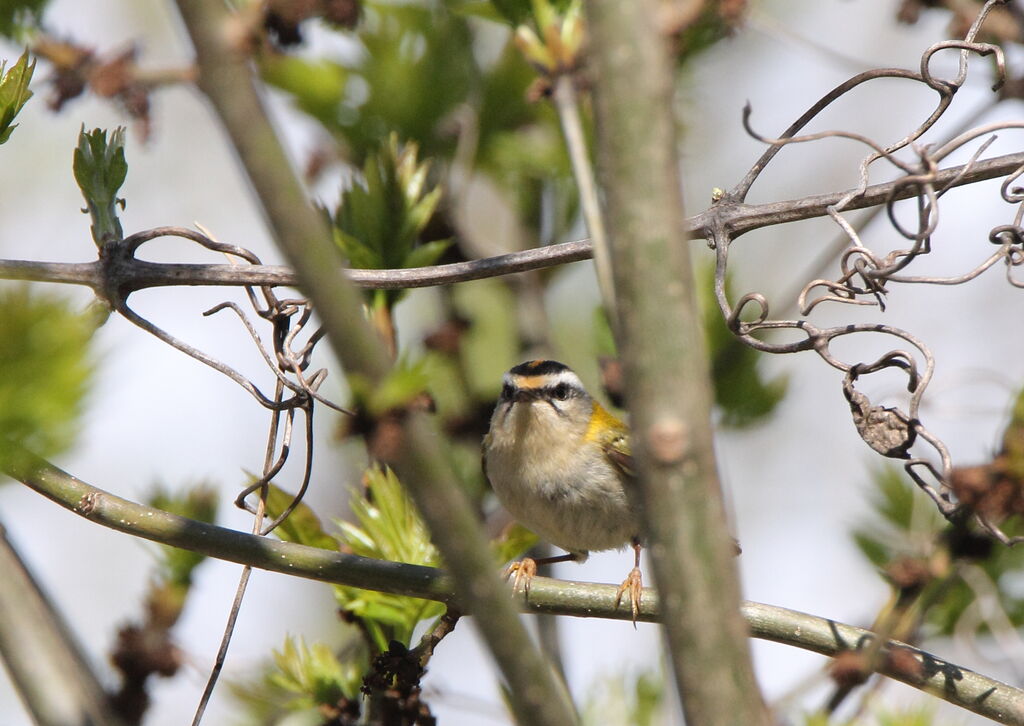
[
  {"left": 602, "top": 433, "right": 635, "bottom": 480},
  {"left": 588, "top": 401, "right": 636, "bottom": 480}
]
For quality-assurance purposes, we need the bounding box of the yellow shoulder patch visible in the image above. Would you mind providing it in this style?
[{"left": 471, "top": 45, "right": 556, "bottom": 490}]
[{"left": 584, "top": 401, "right": 627, "bottom": 445}]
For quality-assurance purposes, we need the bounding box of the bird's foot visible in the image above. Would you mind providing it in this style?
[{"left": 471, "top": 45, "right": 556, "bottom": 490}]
[
  {"left": 615, "top": 566, "right": 643, "bottom": 626},
  {"left": 504, "top": 557, "right": 538, "bottom": 596}
]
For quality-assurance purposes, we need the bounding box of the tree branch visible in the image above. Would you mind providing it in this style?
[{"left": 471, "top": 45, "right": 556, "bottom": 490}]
[
  {"left": 170, "top": 3, "right": 579, "bottom": 724},
  {"left": 2, "top": 151, "right": 1022, "bottom": 293},
  {"left": 586, "top": 0, "right": 769, "bottom": 723},
  {"left": 6, "top": 447, "right": 1024, "bottom": 724},
  {"left": 0, "top": 519, "right": 126, "bottom": 726}
]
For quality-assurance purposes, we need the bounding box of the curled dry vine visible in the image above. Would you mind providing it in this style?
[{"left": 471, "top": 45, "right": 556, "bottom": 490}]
[{"left": 710, "top": 0, "right": 1024, "bottom": 545}]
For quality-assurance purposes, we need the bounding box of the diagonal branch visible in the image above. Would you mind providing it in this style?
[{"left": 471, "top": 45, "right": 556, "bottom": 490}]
[
  {"left": 6, "top": 446, "right": 1024, "bottom": 724},
  {"left": 0, "top": 519, "right": 126, "bottom": 726},
  {"left": 170, "top": 2, "right": 579, "bottom": 724}
]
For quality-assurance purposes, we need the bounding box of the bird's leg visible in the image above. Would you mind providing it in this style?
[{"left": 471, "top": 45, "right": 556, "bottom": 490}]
[
  {"left": 615, "top": 538, "right": 643, "bottom": 625},
  {"left": 505, "top": 552, "right": 579, "bottom": 596}
]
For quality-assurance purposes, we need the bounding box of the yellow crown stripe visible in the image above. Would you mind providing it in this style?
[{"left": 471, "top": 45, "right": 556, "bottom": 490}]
[{"left": 511, "top": 375, "right": 549, "bottom": 389}]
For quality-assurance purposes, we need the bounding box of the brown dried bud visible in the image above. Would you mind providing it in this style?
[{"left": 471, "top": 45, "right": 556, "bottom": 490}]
[
  {"left": 829, "top": 650, "right": 870, "bottom": 689},
  {"left": 89, "top": 48, "right": 135, "bottom": 98},
  {"left": 32, "top": 36, "right": 93, "bottom": 111},
  {"left": 885, "top": 646, "right": 925, "bottom": 683},
  {"left": 322, "top": 0, "right": 361, "bottom": 29},
  {"left": 367, "top": 414, "right": 405, "bottom": 463},
  {"left": 423, "top": 317, "right": 470, "bottom": 355},
  {"left": 950, "top": 456, "right": 1024, "bottom": 523},
  {"left": 264, "top": 0, "right": 361, "bottom": 46},
  {"left": 111, "top": 624, "right": 182, "bottom": 680},
  {"left": 264, "top": 0, "right": 319, "bottom": 45},
  {"left": 718, "top": 0, "right": 748, "bottom": 28},
  {"left": 884, "top": 557, "right": 932, "bottom": 594},
  {"left": 941, "top": 525, "right": 993, "bottom": 561},
  {"left": 89, "top": 48, "right": 152, "bottom": 140},
  {"left": 341, "top": 394, "right": 434, "bottom": 462},
  {"left": 896, "top": 0, "right": 935, "bottom": 25},
  {"left": 525, "top": 77, "right": 553, "bottom": 103}
]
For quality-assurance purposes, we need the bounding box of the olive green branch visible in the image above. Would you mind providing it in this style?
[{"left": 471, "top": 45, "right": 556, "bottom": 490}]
[{"left": 6, "top": 445, "right": 1024, "bottom": 725}]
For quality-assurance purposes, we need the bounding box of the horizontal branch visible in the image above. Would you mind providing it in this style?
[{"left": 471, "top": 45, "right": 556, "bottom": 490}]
[
  {"left": 2, "top": 150, "right": 1022, "bottom": 294},
  {"left": 5, "top": 446, "right": 1024, "bottom": 724}
]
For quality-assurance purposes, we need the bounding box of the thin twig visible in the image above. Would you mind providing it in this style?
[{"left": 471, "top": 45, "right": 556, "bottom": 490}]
[
  {"left": 2, "top": 150, "right": 1024, "bottom": 294},
  {"left": 552, "top": 75, "right": 616, "bottom": 322}
]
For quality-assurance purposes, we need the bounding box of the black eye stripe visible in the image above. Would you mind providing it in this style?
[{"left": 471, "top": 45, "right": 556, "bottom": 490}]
[
  {"left": 545, "top": 383, "right": 580, "bottom": 400},
  {"left": 501, "top": 380, "right": 585, "bottom": 402}
]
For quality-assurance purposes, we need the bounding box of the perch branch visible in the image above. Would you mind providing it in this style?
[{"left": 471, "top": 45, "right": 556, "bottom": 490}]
[{"left": 6, "top": 446, "right": 1023, "bottom": 724}]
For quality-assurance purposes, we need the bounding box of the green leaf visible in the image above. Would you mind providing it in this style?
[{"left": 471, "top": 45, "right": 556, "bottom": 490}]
[
  {"left": 331, "top": 134, "right": 446, "bottom": 308},
  {"left": 331, "top": 466, "right": 445, "bottom": 648},
  {"left": 850, "top": 467, "right": 944, "bottom": 570},
  {"left": 447, "top": 0, "right": 509, "bottom": 23},
  {"left": 492, "top": 522, "right": 539, "bottom": 564},
  {"left": 872, "top": 465, "right": 936, "bottom": 532},
  {"left": 582, "top": 667, "right": 667, "bottom": 726},
  {"left": 148, "top": 484, "right": 219, "bottom": 587},
  {"left": 0, "top": 288, "right": 94, "bottom": 474},
  {"left": 0, "top": 50, "right": 35, "bottom": 145},
  {"left": 269, "top": 636, "right": 364, "bottom": 708},
  {"left": 403, "top": 238, "right": 451, "bottom": 269},
  {"left": 263, "top": 482, "right": 341, "bottom": 551},
  {"left": 348, "top": 357, "right": 433, "bottom": 417},
  {"left": 0, "top": 0, "right": 49, "bottom": 39},
  {"left": 272, "top": 4, "right": 473, "bottom": 163},
  {"left": 73, "top": 126, "right": 128, "bottom": 247},
  {"left": 875, "top": 705, "right": 938, "bottom": 726},
  {"left": 260, "top": 55, "right": 349, "bottom": 130},
  {"left": 472, "top": 0, "right": 532, "bottom": 25},
  {"left": 852, "top": 530, "right": 891, "bottom": 569},
  {"left": 1002, "top": 385, "right": 1024, "bottom": 480}
]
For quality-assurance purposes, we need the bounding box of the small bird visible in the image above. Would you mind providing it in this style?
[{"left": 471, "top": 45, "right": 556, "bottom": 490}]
[{"left": 482, "top": 359, "right": 645, "bottom": 620}]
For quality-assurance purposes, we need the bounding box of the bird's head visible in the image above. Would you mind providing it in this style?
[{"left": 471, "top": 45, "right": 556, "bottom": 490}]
[{"left": 491, "top": 360, "right": 593, "bottom": 440}]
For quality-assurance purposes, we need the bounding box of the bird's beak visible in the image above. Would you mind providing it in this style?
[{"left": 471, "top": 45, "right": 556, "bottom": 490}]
[{"left": 512, "top": 388, "right": 538, "bottom": 404}]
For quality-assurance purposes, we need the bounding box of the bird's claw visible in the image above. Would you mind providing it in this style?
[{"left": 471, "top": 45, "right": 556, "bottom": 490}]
[
  {"left": 615, "top": 566, "right": 643, "bottom": 626},
  {"left": 504, "top": 557, "right": 538, "bottom": 597}
]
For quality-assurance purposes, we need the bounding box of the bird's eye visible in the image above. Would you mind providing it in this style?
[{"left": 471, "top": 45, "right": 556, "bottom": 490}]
[
  {"left": 501, "top": 383, "right": 514, "bottom": 400},
  {"left": 552, "top": 383, "right": 570, "bottom": 401}
]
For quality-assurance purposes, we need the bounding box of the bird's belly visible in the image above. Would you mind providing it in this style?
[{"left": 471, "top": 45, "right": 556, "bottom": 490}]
[{"left": 488, "top": 451, "right": 638, "bottom": 554}]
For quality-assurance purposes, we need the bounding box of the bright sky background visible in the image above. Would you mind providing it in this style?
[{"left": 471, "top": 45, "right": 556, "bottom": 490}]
[{"left": 2, "top": 1, "right": 1024, "bottom": 724}]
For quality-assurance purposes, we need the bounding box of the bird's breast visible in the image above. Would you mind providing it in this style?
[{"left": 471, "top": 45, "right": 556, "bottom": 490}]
[{"left": 485, "top": 427, "right": 638, "bottom": 553}]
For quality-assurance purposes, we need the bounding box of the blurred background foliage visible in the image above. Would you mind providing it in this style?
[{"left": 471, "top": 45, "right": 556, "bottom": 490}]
[
  {"left": 853, "top": 388, "right": 1024, "bottom": 641},
  {"left": 0, "top": 50, "right": 97, "bottom": 473},
  {"left": 7, "top": 0, "right": 1024, "bottom": 724},
  {"left": 0, "top": 286, "right": 94, "bottom": 472}
]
